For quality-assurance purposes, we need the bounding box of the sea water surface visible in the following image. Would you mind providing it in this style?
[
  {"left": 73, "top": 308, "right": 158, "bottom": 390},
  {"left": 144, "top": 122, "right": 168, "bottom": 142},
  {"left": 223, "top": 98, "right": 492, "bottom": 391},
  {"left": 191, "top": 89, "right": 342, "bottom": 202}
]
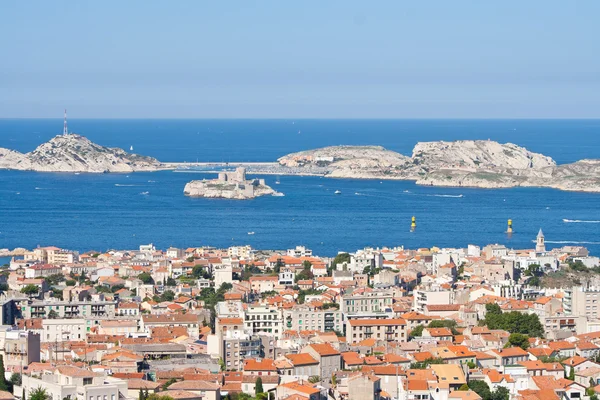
[{"left": 0, "top": 119, "right": 599, "bottom": 255}]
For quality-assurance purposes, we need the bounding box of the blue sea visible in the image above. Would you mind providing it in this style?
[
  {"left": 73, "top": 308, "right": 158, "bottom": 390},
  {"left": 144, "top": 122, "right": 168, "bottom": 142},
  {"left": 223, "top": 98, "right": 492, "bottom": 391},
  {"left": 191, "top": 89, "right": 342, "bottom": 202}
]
[{"left": 0, "top": 119, "right": 599, "bottom": 256}]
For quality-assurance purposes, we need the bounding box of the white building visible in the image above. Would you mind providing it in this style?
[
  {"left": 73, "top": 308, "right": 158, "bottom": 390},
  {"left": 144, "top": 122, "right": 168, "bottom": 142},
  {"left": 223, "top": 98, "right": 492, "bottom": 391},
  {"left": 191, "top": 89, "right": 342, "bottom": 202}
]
[
  {"left": 18, "top": 366, "right": 127, "bottom": 400},
  {"left": 287, "top": 246, "right": 312, "bottom": 258}
]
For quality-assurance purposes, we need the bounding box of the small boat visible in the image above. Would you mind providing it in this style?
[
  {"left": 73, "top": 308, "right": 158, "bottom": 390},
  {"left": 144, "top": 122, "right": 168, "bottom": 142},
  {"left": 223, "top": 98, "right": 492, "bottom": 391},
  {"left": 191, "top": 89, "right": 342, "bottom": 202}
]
[
  {"left": 140, "top": 191, "right": 150, "bottom": 195},
  {"left": 130, "top": 146, "right": 134, "bottom": 151},
  {"left": 275, "top": 176, "right": 281, "bottom": 184},
  {"left": 272, "top": 192, "right": 285, "bottom": 197},
  {"left": 74, "top": 172, "right": 80, "bottom": 175},
  {"left": 247, "top": 232, "right": 255, "bottom": 235},
  {"left": 334, "top": 190, "right": 341, "bottom": 195}
]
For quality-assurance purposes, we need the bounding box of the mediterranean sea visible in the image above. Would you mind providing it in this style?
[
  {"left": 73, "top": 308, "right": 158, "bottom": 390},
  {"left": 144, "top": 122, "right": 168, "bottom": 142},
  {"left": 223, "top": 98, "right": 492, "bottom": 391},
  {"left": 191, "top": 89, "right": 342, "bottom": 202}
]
[{"left": 0, "top": 119, "right": 599, "bottom": 256}]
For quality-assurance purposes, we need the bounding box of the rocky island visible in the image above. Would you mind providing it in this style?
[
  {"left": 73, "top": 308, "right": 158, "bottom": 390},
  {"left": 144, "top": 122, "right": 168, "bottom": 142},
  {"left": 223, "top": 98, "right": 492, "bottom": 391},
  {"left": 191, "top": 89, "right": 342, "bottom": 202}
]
[
  {"left": 277, "top": 140, "right": 600, "bottom": 192},
  {"left": 0, "top": 133, "right": 164, "bottom": 173},
  {"left": 184, "top": 167, "right": 281, "bottom": 199}
]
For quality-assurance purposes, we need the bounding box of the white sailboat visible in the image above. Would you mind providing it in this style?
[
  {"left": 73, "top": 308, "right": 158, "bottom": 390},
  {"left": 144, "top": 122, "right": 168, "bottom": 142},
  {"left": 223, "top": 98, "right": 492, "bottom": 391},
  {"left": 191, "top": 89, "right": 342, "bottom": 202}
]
[{"left": 130, "top": 145, "right": 134, "bottom": 151}]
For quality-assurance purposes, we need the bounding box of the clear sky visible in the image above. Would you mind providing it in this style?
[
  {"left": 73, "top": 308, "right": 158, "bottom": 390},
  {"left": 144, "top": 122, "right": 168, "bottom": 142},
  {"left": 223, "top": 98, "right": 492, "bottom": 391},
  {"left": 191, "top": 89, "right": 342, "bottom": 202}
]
[{"left": 1, "top": 1, "right": 599, "bottom": 118}]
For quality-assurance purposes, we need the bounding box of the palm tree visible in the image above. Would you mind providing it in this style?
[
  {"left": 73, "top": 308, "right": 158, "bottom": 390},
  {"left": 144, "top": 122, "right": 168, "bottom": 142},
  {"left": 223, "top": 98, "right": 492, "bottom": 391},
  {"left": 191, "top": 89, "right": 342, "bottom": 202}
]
[{"left": 29, "top": 387, "right": 49, "bottom": 400}]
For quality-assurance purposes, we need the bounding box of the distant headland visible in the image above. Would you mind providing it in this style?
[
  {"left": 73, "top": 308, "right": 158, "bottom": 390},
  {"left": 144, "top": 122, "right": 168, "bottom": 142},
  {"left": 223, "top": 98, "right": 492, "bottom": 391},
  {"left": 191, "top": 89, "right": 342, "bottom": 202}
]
[{"left": 1, "top": 132, "right": 598, "bottom": 193}]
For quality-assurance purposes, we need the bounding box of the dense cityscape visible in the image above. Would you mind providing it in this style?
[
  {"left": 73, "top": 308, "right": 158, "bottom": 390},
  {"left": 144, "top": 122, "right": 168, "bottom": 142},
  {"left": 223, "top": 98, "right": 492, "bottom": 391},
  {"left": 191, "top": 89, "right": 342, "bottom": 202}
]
[{"left": 0, "top": 229, "right": 598, "bottom": 400}]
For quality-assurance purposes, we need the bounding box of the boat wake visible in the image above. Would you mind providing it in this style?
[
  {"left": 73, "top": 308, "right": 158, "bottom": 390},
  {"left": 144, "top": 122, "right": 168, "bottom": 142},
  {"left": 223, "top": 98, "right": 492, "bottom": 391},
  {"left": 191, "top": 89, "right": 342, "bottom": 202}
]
[
  {"left": 427, "top": 194, "right": 464, "bottom": 198},
  {"left": 115, "top": 184, "right": 142, "bottom": 187},
  {"left": 563, "top": 219, "right": 600, "bottom": 223},
  {"left": 542, "top": 240, "right": 600, "bottom": 245},
  {"left": 140, "top": 191, "right": 150, "bottom": 195}
]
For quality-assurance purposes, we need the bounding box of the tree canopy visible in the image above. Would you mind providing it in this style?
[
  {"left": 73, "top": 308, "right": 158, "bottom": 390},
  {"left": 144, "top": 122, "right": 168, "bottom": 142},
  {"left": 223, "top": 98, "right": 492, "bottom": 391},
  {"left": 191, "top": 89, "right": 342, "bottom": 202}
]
[
  {"left": 505, "top": 333, "right": 530, "bottom": 350},
  {"left": 483, "top": 303, "right": 544, "bottom": 337}
]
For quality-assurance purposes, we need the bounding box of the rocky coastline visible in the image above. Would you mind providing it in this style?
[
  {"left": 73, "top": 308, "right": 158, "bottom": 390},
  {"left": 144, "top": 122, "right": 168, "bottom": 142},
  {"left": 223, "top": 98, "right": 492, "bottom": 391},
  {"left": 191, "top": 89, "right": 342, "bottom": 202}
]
[
  {"left": 277, "top": 141, "right": 600, "bottom": 192},
  {"left": 0, "top": 134, "right": 164, "bottom": 173}
]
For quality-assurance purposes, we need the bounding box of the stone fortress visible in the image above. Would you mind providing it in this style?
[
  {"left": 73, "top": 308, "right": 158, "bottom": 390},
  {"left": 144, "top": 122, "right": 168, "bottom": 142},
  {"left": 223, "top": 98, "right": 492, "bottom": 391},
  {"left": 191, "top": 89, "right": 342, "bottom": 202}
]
[
  {"left": 183, "top": 166, "right": 277, "bottom": 199},
  {"left": 216, "top": 167, "right": 267, "bottom": 198}
]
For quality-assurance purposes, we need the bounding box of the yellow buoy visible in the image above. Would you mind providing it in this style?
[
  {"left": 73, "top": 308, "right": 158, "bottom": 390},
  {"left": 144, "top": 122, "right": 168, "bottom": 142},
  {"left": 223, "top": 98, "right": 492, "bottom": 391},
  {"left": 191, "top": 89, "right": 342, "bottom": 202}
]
[
  {"left": 507, "top": 219, "right": 513, "bottom": 234},
  {"left": 411, "top": 216, "right": 416, "bottom": 230}
]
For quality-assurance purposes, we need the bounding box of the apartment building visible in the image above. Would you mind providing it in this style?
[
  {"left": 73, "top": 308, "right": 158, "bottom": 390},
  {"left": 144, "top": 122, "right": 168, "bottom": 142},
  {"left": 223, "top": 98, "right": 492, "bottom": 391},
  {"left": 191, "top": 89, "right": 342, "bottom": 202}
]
[
  {"left": 283, "top": 305, "right": 343, "bottom": 333},
  {"left": 413, "top": 284, "right": 454, "bottom": 314},
  {"left": 564, "top": 286, "right": 600, "bottom": 319},
  {"left": 0, "top": 329, "right": 40, "bottom": 372},
  {"left": 244, "top": 305, "right": 283, "bottom": 339},
  {"left": 346, "top": 318, "right": 407, "bottom": 344},
  {"left": 341, "top": 289, "right": 394, "bottom": 316},
  {"left": 18, "top": 366, "right": 127, "bottom": 400},
  {"left": 24, "top": 264, "right": 62, "bottom": 279},
  {"left": 141, "top": 314, "right": 201, "bottom": 338},
  {"left": 22, "top": 299, "right": 117, "bottom": 319}
]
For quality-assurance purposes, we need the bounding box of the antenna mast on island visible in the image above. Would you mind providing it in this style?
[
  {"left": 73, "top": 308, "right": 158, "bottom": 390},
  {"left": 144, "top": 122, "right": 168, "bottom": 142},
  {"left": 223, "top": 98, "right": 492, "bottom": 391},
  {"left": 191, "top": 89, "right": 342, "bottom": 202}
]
[{"left": 63, "top": 109, "right": 68, "bottom": 135}]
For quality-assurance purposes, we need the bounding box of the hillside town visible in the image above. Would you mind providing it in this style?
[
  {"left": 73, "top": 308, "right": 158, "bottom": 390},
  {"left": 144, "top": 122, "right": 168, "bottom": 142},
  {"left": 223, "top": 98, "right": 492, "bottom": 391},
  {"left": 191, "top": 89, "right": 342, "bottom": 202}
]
[{"left": 0, "top": 231, "right": 599, "bottom": 400}]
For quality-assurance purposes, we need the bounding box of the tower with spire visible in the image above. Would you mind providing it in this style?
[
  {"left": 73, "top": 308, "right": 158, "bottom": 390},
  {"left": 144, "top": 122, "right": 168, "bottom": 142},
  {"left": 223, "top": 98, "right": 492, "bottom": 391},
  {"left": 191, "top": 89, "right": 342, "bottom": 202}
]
[
  {"left": 536, "top": 228, "right": 546, "bottom": 253},
  {"left": 63, "top": 109, "right": 69, "bottom": 135}
]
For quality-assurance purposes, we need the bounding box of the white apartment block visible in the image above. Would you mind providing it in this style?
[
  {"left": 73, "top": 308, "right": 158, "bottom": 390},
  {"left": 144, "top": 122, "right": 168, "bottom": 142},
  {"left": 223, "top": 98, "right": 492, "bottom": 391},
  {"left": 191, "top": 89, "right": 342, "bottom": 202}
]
[{"left": 244, "top": 305, "right": 283, "bottom": 340}]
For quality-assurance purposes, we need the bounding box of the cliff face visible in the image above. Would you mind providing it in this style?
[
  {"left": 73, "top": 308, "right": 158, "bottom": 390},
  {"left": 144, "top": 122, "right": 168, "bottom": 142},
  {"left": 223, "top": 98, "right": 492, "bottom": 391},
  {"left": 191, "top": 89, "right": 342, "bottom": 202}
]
[
  {"left": 278, "top": 141, "right": 600, "bottom": 192},
  {"left": 0, "top": 134, "right": 163, "bottom": 173}
]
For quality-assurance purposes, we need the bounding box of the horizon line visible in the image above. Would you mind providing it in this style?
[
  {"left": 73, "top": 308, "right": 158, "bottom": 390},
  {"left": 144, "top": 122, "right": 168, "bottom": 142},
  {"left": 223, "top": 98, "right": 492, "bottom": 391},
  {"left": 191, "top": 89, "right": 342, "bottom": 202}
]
[{"left": 2, "top": 116, "right": 600, "bottom": 121}]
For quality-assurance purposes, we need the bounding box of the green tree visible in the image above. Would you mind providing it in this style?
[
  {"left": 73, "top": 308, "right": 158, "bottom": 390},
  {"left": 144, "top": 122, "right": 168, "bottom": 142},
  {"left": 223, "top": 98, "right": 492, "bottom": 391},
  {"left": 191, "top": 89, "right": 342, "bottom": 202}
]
[
  {"left": 483, "top": 303, "right": 544, "bottom": 337},
  {"left": 160, "top": 290, "right": 175, "bottom": 302},
  {"left": 163, "top": 378, "right": 177, "bottom": 389},
  {"left": 48, "top": 310, "right": 59, "bottom": 319},
  {"left": 192, "top": 265, "right": 205, "bottom": 279},
  {"left": 410, "top": 357, "right": 445, "bottom": 369},
  {"left": 20, "top": 284, "right": 40, "bottom": 297},
  {"left": 410, "top": 325, "right": 424, "bottom": 338},
  {"left": 505, "top": 333, "right": 530, "bottom": 350},
  {"left": 490, "top": 387, "right": 510, "bottom": 400},
  {"left": 255, "top": 377, "right": 264, "bottom": 395},
  {"left": 568, "top": 366, "right": 575, "bottom": 381},
  {"left": 308, "top": 376, "right": 320, "bottom": 384},
  {"left": 147, "top": 395, "right": 173, "bottom": 400},
  {"left": 467, "top": 360, "right": 476, "bottom": 369},
  {"left": 458, "top": 384, "right": 470, "bottom": 391},
  {"left": 166, "top": 277, "right": 177, "bottom": 286},
  {"left": 331, "top": 253, "right": 351, "bottom": 269},
  {"left": 29, "top": 388, "right": 49, "bottom": 400},
  {"left": 0, "top": 355, "right": 8, "bottom": 391},
  {"left": 10, "top": 372, "right": 21, "bottom": 387},
  {"left": 468, "top": 380, "right": 491, "bottom": 400},
  {"left": 45, "top": 273, "right": 66, "bottom": 286},
  {"left": 138, "top": 273, "right": 154, "bottom": 284},
  {"left": 139, "top": 389, "right": 145, "bottom": 400}
]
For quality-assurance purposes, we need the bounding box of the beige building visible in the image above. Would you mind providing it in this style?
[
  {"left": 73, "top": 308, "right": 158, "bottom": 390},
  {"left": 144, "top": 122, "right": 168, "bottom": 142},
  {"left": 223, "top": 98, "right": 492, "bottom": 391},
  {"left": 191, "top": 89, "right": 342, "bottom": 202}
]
[
  {"left": 346, "top": 318, "right": 407, "bottom": 344},
  {"left": 0, "top": 329, "right": 40, "bottom": 373},
  {"left": 341, "top": 289, "right": 395, "bottom": 315},
  {"left": 301, "top": 343, "right": 341, "bottom": 381}
]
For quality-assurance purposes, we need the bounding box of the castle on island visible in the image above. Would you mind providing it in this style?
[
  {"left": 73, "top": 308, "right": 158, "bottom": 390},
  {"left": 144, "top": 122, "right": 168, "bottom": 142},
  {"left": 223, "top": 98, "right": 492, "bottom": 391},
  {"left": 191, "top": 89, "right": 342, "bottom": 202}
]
[{"left": 216, "top": 167, "right": 267, "bottom": 197}]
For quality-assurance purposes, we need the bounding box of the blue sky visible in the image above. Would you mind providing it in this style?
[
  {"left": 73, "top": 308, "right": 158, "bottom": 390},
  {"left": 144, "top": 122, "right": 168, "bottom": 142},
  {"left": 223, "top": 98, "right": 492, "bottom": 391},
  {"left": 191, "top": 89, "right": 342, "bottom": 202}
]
[{"left": 1, "top": 1, "right": 599, "bottom": 118}]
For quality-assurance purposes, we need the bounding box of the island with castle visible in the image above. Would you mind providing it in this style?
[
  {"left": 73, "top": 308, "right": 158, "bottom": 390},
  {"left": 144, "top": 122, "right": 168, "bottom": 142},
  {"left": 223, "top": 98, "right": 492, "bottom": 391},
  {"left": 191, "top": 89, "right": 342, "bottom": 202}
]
[{"left": 183, "top": 167, "right": 281, "bottom": 199}]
